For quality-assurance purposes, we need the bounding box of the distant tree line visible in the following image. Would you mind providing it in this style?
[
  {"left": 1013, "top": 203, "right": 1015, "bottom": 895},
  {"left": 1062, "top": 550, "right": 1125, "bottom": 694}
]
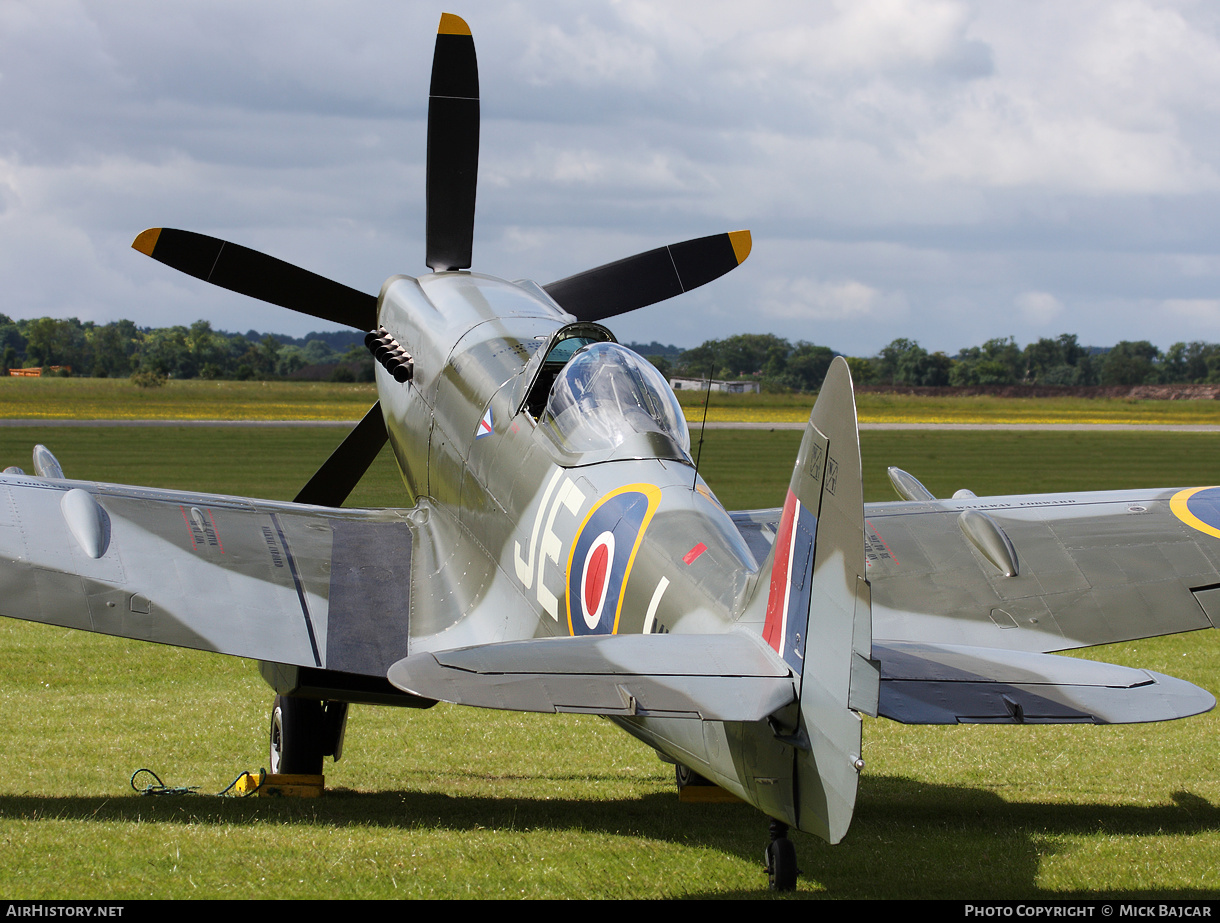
[
  {"left": 641, "top": 333, "right": 1220, "bottom": 393},
  {"left": 860, "top": 335, "right": 1210, "bottom": 389},
  {"left": 648, "top": 334, "right": 837, "bottom": 393},
  {"left": 2, "top": 317, "right": 1214, "bottom": 393},
  {"left": 0, "top": 315, "right": 370, "bottom": 381}
]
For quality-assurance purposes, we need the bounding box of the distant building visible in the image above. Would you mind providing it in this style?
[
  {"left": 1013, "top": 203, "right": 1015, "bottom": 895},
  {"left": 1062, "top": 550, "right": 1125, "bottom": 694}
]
[
  {"left": 8, "top": 367, "right": 71, "bottom": 377},
  {"left": 669, "top": 377, "right": 760, "bottom": 394}
]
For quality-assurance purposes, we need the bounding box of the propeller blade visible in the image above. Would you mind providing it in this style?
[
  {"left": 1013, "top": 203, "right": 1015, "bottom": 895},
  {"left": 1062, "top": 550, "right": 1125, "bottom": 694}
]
[
  {"left": 426, "top": 13, "right": 480, "bottom": 272},
  {"left": 132, "top": 228, "right": 377, "bottom": 330},
  {"left": 294, "top": 402, "right": 389, "bottom": 508},
  {"left": 542, "top": 230, "right": 752, "bottom": 322}
]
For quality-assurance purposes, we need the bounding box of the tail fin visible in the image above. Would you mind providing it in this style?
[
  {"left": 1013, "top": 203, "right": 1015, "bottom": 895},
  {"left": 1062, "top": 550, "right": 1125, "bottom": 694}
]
[{"left": 759, "top": 356, "right": 877, "bottom": 842}]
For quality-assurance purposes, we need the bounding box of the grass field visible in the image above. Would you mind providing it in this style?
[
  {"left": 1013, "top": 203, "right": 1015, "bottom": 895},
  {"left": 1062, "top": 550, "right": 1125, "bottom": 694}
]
[
  {"left": 1, "top": 420, "right": 1219, "bottom": 897},
  {"left": 6, "top": 375, "right": 1220, "bottom": 425}
]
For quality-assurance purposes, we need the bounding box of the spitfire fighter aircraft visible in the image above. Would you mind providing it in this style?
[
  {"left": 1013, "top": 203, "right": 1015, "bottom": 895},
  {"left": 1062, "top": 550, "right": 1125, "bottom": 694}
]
[{"left": 2, "top": 13, "right": 1219, "bottom": 891}]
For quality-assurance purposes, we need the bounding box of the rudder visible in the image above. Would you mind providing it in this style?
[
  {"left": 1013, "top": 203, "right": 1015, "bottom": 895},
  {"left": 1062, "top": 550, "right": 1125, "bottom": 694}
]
[{"left": 759, "top": 356, "right": 877, "bottom": 842}]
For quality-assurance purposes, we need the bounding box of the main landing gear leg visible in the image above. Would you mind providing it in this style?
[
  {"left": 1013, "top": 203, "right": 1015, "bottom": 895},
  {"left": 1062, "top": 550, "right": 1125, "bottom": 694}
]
[
  {"left": 764, "top": 818, "right": 798, "bottom": 892},
  {"left": 269, "top": 696, "right": 348, "bottom": 775}
]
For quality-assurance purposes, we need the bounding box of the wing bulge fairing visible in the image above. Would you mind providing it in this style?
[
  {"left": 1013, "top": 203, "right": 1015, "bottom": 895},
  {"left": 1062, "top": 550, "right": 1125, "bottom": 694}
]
[
  {"left": 60, "top": 488, "right": 109, "bottom": 559},
  {"left": 957, "top": 509, "right": 1019, "bottom": 577}
]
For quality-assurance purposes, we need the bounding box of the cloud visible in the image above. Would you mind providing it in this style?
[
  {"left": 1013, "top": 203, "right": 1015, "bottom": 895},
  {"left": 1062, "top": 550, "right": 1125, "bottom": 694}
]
[
  {"left": 519, "top": 20, "right": 659, "bottom": 90},
  {"left": 759, "top": 275, "right": 908, "bottom": 322},
  {"left": 912, "top": 105, "right": 1220, "bottom": 195},
  {"left": 1161, "top": 298, "right": 1220, "bottom": 323},
  {"left": 1015, "top": 291, "right": 1063, "bottom": 324},
  {"left": 1, "top": 0, "right": 1220, "bottom": 354}
]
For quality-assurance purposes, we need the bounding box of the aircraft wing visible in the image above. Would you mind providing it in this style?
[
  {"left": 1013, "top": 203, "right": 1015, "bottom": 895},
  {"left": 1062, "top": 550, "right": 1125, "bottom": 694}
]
[
  {"left": 393, "top": 489, "right": 1218, "bottom": 728},
  {"left": 862, "top": 488, "right": 1220, "bottom": 653},
  {"left": 735, "top": 488, "right": 1220, "bottom": 655},
  {"left": 0, "top": 468, "right": 800, "bottom": 723},
  {"left": 0, "top": 472, "right": 414, "bottom": 680},
  {"left": 732, "top": 487, "right": 1220, "bottom": 725}
]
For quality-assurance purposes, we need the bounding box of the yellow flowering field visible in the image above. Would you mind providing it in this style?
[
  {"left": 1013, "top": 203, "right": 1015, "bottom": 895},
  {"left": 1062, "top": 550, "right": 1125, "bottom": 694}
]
[{"left": 680, "top": 392, "right": 1220, "bottom": 425}]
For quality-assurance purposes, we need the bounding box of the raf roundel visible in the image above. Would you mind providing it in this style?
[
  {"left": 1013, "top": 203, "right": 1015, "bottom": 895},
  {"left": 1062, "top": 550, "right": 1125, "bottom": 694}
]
[
  {"left": 1170, "top": 487, "right": 1220, "bottom": 540},
  {"left": 565, "top": 484, "right": 661, "bottom": 636},
  {"left": 579, "top": 531, "right": 615, "bottom": 630}
]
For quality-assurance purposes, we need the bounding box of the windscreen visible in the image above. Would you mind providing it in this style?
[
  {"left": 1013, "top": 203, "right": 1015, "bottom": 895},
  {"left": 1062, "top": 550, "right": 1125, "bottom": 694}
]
[{"left": 541, "top": 343, "right": 690, "bottom": 456}]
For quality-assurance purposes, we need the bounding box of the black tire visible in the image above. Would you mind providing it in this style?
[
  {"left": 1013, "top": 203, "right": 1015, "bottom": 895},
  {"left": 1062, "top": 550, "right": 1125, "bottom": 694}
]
[
  {"left": 269, "top": 695, "right": 324, "bottom": 775},
  {"left": 765, "top": 837, "right": 798, "bottom": 892},
  {"left": 675, "top": 763, "right": 711, "bottom": 789},
  {"left": 321, "top": 701, "right": 349, "bottom": 761}
]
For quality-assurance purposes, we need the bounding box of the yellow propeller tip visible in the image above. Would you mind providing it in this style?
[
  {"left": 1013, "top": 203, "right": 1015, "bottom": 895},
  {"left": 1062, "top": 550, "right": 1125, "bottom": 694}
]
[
  {"left": 132, "top": 228, "right": 162, "bottom": 256},
  {"left": 438, "top": 13, "right": 471, "bottom": 36},
  {"left": 728, "top": 230, "right": 751, "bottom": 264}
]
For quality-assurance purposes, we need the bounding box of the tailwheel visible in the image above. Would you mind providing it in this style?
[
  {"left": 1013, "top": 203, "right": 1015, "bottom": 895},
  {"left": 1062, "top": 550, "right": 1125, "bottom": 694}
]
[
  {"left": 269, "top": 695, "right": 325, "bottom": 775},
  {"left": 764, "top": 819, "right": 798, "bottom": 892}
]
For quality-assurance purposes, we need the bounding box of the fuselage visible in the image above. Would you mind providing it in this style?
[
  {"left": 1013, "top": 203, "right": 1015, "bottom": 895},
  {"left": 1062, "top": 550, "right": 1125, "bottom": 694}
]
[
  {"left": 368, "top": 270, "right": 824, "bottom": 831},
  {"left": 374, "top": 271, "right": 760, "bottom": 652}
]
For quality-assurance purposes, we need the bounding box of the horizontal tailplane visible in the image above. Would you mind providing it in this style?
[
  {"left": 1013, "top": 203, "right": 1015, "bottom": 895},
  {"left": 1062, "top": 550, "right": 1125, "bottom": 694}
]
[{"left": 387, "top": 631, "right": 796, "bottom": 721}]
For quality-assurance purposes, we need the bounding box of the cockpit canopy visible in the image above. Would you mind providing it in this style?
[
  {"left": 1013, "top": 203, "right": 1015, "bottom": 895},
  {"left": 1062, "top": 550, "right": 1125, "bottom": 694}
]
[
  {"left": 540, "top": 342, "right": 691, "bottom": 460},
  {"left": 521, "top": 322, "right": 617, "bottom": 419}
]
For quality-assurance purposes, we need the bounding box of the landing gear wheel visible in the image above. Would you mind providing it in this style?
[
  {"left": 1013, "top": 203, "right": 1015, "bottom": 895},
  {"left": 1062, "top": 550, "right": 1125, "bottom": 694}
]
[
  {"left": 322, "top": 701, "right": 349, "bottom": 762},
  {"left": 765, "top": 820, "right": 798, "bottom": 892},
  {"left": 269, "top": 695, "right": 324, "bottom": 775},
  {"left": 675, "top": 763, "right": 711, "bottom": 789}
]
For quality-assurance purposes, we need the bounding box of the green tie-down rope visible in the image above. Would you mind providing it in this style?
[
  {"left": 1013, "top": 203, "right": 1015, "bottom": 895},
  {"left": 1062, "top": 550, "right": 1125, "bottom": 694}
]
[{"left": 130, "top": 767, "right": 266, "bottom": 796}]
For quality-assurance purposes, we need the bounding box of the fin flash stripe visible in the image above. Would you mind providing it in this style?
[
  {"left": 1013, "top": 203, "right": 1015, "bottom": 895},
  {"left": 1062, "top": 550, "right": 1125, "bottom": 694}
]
[{"left": 763, "top": 488, "right": 817, "bottom": 672}]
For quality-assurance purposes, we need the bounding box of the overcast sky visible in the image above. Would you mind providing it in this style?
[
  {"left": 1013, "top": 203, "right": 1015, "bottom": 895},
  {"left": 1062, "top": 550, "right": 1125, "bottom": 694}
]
[{"left": 2, "top": 0, "right": 1220, "bottom": 357}]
